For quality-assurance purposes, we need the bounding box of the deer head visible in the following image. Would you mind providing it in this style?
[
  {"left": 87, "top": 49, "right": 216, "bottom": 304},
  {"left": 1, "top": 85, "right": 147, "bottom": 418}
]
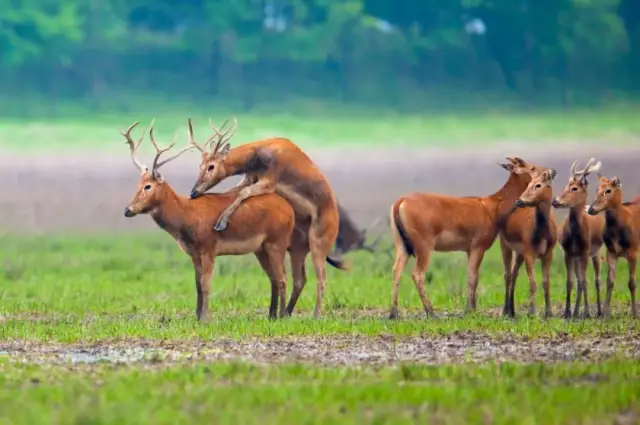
[
  {"left": 515, "top": 168, "right": 557, "bottom": 208},
  {"left": 121, "top": 120, "right": 194, "bottom": 217},
  {"left": 188, "top": 117, "right": 238, "bottom": 199},
  {"left": 587, "top": 175, "right": 622, "bottom": 216},
  {"left": 552, "top": 158, "right": 601, "bottom": 209},
  {"left": 498, "top": 156, "right": 547, "bottom": 176}
]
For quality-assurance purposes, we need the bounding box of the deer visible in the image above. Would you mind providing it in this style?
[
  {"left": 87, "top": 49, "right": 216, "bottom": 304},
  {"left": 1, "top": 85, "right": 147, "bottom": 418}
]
[
  {"left": 552, "top": 158, "right": 604, "bottom": 318},
  {"left": 120, "top": 120, "right": 296, "bottom": 322},
  {"left": 501, "top": 167, "right": 558, "bottom": 318},
  {"left": 587, "top": 175, "right": 640, "bottom": 318},
  {"left": 186, "top": 117, "right": 347, "bottom": 318},
  {"left": 333, "top": 203, "right": 391, "bottom": 258},
  {"left": 389, "top": 156, "right": 545, "bottom": 319}
]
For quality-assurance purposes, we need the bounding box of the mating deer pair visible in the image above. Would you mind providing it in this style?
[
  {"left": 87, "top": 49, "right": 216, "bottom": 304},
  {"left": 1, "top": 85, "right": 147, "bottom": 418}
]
[{"left": 121, "top": 118, "right": 346, "bottom": 321}]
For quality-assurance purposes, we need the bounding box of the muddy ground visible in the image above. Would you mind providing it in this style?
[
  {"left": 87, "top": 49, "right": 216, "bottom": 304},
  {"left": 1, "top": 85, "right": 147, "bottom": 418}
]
[
  {"left": 2, "top": 331, "right": 638, "bottom": 366},
  {"left": 2, "top": 142, "right": 640, "bottom": 233}
]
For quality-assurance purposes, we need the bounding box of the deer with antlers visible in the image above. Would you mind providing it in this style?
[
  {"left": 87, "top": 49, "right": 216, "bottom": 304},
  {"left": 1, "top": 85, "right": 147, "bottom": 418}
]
[
  {"left": 186, "top": 118, "right": 347, "bottom": 318},
  {"left": 587, "top": 175, "right": 640, "bottom": 318},
  {"left": 389, "top": 157, "right": 545, "bottom": 319},
  {"left": 120, "top": 120, "right": 296, "bottom": 321},
  {"left": 552, "top": 158, "right": 604, "bottom": 318},
  {"left": 501, "top": 167, "right": 558, "bottom": 318}
]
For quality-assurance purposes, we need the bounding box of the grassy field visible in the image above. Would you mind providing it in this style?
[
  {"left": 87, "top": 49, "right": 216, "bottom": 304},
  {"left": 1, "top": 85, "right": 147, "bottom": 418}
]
[
  {"left": 1, "top": 360, "right": 638, "bottom": 425},
  {"left": 0, "top": 233, "right": 639, "bottom": 424},
  {"left": 0, "top": 101, "right": 638, "bottom": 152}
]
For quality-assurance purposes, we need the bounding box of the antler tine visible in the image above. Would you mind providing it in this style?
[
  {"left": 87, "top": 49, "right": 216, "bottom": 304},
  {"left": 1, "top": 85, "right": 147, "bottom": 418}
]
[
  {"left": 148, "top": 119, "right": 178, "bottom": 172},
  {"left": 209, "top": 116, "right": 238, "bottom": 154},
  {"left": 569, "top": 160, "right": 578, "bottom": 177},
  {"left": 155, "top": 137, "right": 196, "bottom": 169},
  {"left": 119, "top": 121, "right": 147, "bottom": 173},
  {"left": 187, "top": 118, "right": 205, "bottom": 153}
]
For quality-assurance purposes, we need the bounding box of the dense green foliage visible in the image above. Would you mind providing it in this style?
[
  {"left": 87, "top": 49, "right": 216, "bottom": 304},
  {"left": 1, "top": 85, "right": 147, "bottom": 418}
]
[
  {"left": 1, "top": 361, "right": 639, "bottom": 424},
  {"left": 1, "top": 0, "right": 638, "bottom": 113}
]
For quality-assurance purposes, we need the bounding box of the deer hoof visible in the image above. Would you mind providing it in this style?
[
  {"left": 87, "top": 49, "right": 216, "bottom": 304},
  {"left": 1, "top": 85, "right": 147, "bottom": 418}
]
[{"left": 215, "top": 217, "right": 229, "bottom": 231}]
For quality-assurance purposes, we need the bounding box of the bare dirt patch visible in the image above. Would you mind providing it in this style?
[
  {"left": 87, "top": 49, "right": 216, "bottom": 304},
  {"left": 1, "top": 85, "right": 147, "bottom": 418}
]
[
  {"left": 2, "top": 332, "right": 638, "bottom": 366},
  {"left": 2, "top": 144, "right": 640, "bottom": 233}
]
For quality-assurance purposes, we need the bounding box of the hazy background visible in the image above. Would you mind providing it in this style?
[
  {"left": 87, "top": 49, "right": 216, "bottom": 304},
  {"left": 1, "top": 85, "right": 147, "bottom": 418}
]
[{"left": 0, "top": 0, "right": 639, "bottom": 232}]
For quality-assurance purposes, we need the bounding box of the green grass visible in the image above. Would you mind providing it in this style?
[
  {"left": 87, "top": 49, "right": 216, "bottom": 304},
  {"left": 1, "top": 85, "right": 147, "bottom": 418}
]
[
  {"left": 0, "top": 99, "right": 638, "bottom": 152},
  {"left": 0, "top": 360, "right": 638, "bottom": 424},
  {"left": 0, "top": 233, "right": 638, "bottom": 341},
  {"left": 1, "top": 233, "right": 639, "bottom": 424}
]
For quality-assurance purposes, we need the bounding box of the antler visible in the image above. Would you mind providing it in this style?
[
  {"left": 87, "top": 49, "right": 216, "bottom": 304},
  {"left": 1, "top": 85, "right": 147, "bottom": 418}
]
[
  {"left": 148, "top": 119, "right": 195, "bottom": 172},
  {"left": 120, "top": 121, "right": 148, "bottom": 173},
  {"left": 187, "top": 118, "right": 220, "bottom": 153},
  {"left": 209, "top": 116, "right": 238, "bottom": 154},
  {"left": 572, "top": 158, "right": 601, "bottom": 181}
]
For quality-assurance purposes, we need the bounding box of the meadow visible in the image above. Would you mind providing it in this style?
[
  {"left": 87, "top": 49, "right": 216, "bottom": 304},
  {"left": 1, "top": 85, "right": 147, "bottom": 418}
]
[{"left": 1, "top": 104, "right": 639, "bottom": 424}]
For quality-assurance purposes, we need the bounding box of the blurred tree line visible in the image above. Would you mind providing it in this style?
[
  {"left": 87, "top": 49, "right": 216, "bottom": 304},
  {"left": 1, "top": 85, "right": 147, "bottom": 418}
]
[{"left": 0, "top": 0, "right": 638, "bottom": 111}]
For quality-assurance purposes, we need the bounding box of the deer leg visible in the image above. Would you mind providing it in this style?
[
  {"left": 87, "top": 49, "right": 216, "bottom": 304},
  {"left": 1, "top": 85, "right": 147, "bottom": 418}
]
[
  {"left": 390, "top": 237, "right": 409, "bottom": 320},
  {"left": 626, "top": 254, "right": 638, "bottom": 318},
  {"left": 578, "top": 253, "right": 590, "bottom": 318},
  {"left": 592, "top": 253, "right": 602, "bottom": 317},
  {"left": 572, "top": 257, "right": 583, "bottom": 318},
  {"left": 564, "top": 254, "right": 575, "bottom": 319},
  {"left": 191, "top": 256, "right": 204, "bottom": 320},
  {"left": 523, "top": 253, "right": 537, "bottom": 316},
  {"left": 507, "top": 254, "right": 524, "bottom": 318},
  {"left": 215, "top": 179, "right": 276, "bottom": 231},
  {"left": 411, "top": 243, "right": 435, "bottom": 318},
  {"left": 256, "top": 245, "right": 288, "bottom": 319},
  {"left": 541, "top": 250, "right": 553, "bottom": 318},
  {"left": 286, "top": 249, "right": 308, "bottom": 316},
  {"left": 466, "top": 248, "right": 486, "bottom": 313},
  {"left": 500, "top": 237, "right": 514, "bottom": 317},
  {"left": 604, "top": 252, "right": 617, "bottom": 318},
  {"left": 198, "top": 253, "right": 215, "bottom": 322}
]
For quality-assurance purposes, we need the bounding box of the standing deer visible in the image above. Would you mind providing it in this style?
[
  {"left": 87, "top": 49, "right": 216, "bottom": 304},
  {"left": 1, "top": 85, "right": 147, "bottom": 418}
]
[
  {"left": 333, "top": 203, "right": 390, "bottom": 257},
  {"left": 502, "top": 167, "right": 558, "bottom": 318},
  {"left": 552, "top": 158, "right": 604, "bottom": 318},
  {"left": 186, "top": 118, "right": 347, "bottom": 318},
  {"left": 120, "top": 121, "right": 295, "bottom": 321},
  {"left": 587, "top": 175, "right": 640, "bottom": 318},
  {"left": 389, "top": 157, "right": 542, "bottom": 319}
]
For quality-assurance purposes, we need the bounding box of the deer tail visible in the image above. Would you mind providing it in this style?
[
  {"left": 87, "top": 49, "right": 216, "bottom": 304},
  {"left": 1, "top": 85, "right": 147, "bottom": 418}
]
[
  {"left": 326, "top": 255, "right": 350, "bottom": 270},
  {"left": 391, "top": 199, "right": 414, "bottom": 257}
]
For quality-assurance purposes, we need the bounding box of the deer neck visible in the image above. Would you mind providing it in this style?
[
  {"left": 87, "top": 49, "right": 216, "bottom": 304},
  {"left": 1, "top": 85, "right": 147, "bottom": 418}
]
[
  {"left": 487, "top": 172, "right": 530, "bottom": 218},
  {"left": 223, "top": 145, "right": 259, "bottom": 177},
  {"left": 149, "top": 184, "right": 190, "bottom": 239}
]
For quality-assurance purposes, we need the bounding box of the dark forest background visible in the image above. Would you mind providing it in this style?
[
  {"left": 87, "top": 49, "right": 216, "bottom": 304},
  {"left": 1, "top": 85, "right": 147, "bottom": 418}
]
[{"left": 2, "top": 0, "right": 639, "bottom": 114}]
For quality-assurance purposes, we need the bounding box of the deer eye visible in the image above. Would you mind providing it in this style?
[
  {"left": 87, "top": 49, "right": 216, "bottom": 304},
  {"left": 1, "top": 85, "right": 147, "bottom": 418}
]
[
  {"left": 571, "top": 187, "right": 578, "bottom": 192},
  {"left": 605, "top": 189, "right": 612, "bottom": 195},
  {"left": 208, "top": 164, "right": 215, "bottom": 172},
  {"left": 535, "top": 184, "right": 542, "bottom": 189},
  {"left": 144, "top": 184, "right": 152, "bottom": 191}
]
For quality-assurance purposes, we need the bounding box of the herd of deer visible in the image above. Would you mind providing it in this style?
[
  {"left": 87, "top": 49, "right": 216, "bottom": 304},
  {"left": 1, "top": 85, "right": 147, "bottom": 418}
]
[{"left": 119, "top": 117, "right": 639, "bottom": 321}]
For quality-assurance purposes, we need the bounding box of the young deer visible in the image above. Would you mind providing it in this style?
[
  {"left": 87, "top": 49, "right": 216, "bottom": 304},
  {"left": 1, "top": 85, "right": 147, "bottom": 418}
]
[
  {"left": 389, "top": 157, "right": 542, "bottom": 319},
  {"left": 333, "top": 203, "right": 390, "bottom": 258},
  {"left": 587, "top": 175, "right": 640, "bottom": 318},
  {"left": 186, "top": 118, "right": 346, "bottom": 318},
  {"left": 552, "top": 158, "right": 604, "bottom": 318},
  {"left": 120, "top": 121, "right": 295, "bottom": 321},
  {"left": 502, "top": 168, "right": 558, "bottom": 318}
]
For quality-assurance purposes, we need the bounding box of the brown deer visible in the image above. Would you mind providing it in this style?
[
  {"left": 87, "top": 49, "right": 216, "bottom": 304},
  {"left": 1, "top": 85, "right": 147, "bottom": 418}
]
[
  {"left": 333, "top": 203, "right": 390, "bottom": 258},
  {"left": 186, "top": 118, "right": 347, "bottom": 318},
  {"left": 502, "top": 168, "right": 558, "bottom": 318},
  {"left": 389, "top": 157, "right": 543, "bottom": 319},
  {"left": 587, "top": 175, "right": 640, "bottom": 318},
  {"left": 552, "top": 158, "right": 604, "bottom": 318},
  {"left": 120, "top": 121, "right": 295, "bottom": 321}
]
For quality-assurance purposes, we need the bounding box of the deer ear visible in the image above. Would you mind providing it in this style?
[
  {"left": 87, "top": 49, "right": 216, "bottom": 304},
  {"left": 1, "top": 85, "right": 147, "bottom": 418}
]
[
  {"left": 512, "top": 157, "right": 526, "bottom": 166},
  {"left": 498, "top": 161, "right": 514, "bottom": 171},
  {"left": 611, "top": 176, "right": 621, "bottom": 188},
  {"left": 153, "top": 170, "right": 164, "bottom": 182},
  {"left": 548, "top": 168, "right": 557, "bottom": 181}
]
